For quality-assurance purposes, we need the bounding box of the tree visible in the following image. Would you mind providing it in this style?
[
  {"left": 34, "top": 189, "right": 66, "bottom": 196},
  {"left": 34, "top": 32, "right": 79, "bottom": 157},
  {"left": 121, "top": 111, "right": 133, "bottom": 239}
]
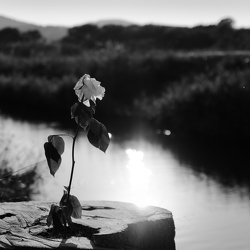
[
  {"left": 217, "top": 18, "right": 235, "bottom": 30},
  {"left": 0, "top": 28, "right": 21, "bottom": 44},
  {"left": 216, "top": 18, "right": 235, "bottom": 49},
  {"left": 22, "top": 30, "right": 42, "bottom": 43}
]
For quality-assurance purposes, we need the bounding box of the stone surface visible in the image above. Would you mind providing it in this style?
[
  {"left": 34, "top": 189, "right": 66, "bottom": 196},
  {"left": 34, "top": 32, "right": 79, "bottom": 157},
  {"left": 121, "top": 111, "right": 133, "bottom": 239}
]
[{"left": 0, "top": 200, "right": 175, "bottom": 249}]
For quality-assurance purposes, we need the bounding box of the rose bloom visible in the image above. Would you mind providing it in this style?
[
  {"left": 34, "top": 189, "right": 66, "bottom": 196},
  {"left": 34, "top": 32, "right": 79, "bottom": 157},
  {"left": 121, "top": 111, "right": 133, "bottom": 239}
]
[{"left": 74, "top": 74, "right": 105, "bottom": 106}]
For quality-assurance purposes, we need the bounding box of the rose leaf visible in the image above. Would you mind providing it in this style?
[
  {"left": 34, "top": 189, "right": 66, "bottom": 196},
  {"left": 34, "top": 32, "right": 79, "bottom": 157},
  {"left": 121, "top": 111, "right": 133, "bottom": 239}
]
[
  {"left": 90, "top": 118, "right": 101, "bottom": 134},
  {"left": 75, "top": 114, "right": 91, "bottom": 130},
  {"left": 99, "top": 123, "right": 110, "bottom": 153},
  {"left": 87, "top": 119, "right": 102, "bottom": 149},
  {"left": 48, "top": 135, "right": 65, "bottom": 155},
  {"left": 70, "top": 102, "right": 79, "bottom": 119},
  {"left": 87, "top": 129, "right": 100, "bottom": 149},
  {"left": 71, "top": 102, "right": 94, "bottom": 129},
  {"left": 87, "top": 119, "right": 110, "bottom": 152},
  {"left": 44, "top": 142, "right": 62, "bottom": 176},
  {"left": 81, "top": 102, "right": 95, "bottom": 118}
]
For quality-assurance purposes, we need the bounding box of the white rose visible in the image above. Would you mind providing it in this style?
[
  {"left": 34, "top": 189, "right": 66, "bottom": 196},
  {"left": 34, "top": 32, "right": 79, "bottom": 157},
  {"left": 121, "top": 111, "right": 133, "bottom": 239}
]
[{"left": 74, "top": 74, "right": 105, "bottom": 106}]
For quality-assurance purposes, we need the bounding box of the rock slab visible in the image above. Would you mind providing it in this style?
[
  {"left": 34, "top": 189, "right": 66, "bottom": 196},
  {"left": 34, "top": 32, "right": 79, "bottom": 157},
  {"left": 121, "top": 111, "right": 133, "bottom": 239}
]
[{"left": 0, "top": 200, "right": 175, "bottom": 249}]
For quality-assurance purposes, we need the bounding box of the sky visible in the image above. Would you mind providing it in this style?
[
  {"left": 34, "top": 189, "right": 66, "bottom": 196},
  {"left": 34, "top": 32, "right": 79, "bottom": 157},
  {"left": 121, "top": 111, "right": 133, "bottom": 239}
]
[{"left": 0, "top": 0, "right": 249, "bottom": 28}]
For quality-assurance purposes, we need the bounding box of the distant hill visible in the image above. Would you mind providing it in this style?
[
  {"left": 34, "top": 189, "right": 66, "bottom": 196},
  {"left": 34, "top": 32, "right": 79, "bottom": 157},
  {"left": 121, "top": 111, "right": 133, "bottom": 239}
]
[
  {"left": 94, "top": 19, "right": 136, "bottom": 27},
  {"left": 0, "top": 15, "right": 138, "bottom": 41},
  {"left": 0, "top": 15, "right": 68, "bottom": 41}
]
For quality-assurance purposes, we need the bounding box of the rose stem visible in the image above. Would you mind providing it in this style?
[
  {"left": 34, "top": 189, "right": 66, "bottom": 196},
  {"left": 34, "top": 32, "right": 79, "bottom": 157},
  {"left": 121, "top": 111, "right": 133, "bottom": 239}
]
[
  {"left": 67, "top": 94, "right": 85, "bottom": 203},
  {"left": 67, "top": 119, "right": 80, "bottom": 203}
]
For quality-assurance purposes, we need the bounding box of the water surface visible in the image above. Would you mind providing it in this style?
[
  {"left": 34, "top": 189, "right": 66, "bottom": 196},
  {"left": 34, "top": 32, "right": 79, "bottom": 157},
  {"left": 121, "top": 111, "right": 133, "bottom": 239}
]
[{"left": 1, "top": 115, "right": 250, "bottom": 250}]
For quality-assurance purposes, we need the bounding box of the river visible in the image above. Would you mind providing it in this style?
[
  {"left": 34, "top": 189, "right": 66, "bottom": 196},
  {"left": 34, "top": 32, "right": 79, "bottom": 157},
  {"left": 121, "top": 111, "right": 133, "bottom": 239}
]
[{"left": 0, "top": 115, "right": 250, "bottom": 250}]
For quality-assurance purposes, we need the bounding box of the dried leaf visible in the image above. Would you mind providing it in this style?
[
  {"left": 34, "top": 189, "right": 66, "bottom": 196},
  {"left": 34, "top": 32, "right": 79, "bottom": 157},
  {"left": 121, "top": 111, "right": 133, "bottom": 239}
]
[
  {"left": 47, "top": 204, "right": 66, "bottom": 234},
  {"left": 60, "top": 191, "right": 82, "bottom": 219},
  {"left": 70, "top": 195, "right": 82, "bottom": 219},
  {"left": 47, "top": 204, "right": 54, "bottom": 227}
]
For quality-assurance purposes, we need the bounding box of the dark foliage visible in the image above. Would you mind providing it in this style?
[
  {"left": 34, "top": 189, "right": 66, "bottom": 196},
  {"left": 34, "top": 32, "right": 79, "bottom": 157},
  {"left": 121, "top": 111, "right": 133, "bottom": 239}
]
[
  {"left": 1, "top": 51, "right": 250, "bottom": 141},
  {"left": 0, "top": 166, "right": 40, "bottom": 202},
  {"left": 60, "top": 18, "right": 250, "bottom": 52},
  {"left": 1, "top": 19, "right": 250, "bottom": 142}
]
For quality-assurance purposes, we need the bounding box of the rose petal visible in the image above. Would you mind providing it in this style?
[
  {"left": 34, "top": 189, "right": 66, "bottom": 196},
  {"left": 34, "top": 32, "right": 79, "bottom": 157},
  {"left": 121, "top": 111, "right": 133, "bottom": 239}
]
[
  {"left": 91, "top": 78, "right": 102, "bottom": 90},
  {"left": 74, "top": 76, "right": 84, "bottom": 90},
  {"left": 95, "top": 86, "right": 105, "bottom": 100},
  {"left": 74, "top": 74, "right": 105, "bottom": 103},
  {"left": 81, "top": 85, "right": 93, "bottom": 100},
  {"left": 84, "top": 77, "right": 99, "bottom": 95},
  {"left": 83, "top": 99, "right": 90, "bottom": 107}
]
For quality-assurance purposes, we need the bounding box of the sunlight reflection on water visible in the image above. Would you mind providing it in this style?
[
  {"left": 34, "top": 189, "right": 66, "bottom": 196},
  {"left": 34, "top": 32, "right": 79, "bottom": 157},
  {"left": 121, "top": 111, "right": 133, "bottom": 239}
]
[{"left": 125, "top": 149, "right": 152, "bottom": 207}]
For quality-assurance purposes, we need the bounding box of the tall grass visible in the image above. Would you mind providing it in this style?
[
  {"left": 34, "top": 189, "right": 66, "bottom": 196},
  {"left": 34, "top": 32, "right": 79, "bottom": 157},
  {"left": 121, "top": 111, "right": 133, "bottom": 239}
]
[
  {"left": 139, "top": 70, "right": 250, "bottom": 140},
  {"left": 0, "top": 49, "right": 250, "bottom": 141}
]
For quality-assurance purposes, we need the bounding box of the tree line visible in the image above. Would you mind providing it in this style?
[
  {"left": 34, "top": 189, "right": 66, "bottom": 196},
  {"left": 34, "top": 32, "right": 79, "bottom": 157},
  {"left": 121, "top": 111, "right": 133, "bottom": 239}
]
[
  {"left": 1, "top": 18, "right": 250, "bottom": 57},
  {"left": 62, "top": 18, "right": 250, "bottom": 51}
]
